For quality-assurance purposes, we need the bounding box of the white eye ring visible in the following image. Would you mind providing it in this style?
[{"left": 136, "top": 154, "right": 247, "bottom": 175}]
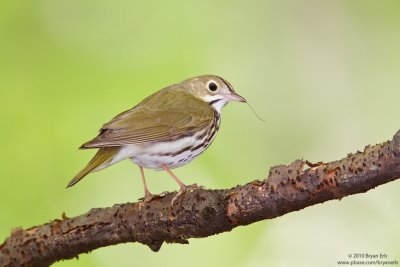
[{"left": 207, "top": 81, "right": 218, "bottom": 92}]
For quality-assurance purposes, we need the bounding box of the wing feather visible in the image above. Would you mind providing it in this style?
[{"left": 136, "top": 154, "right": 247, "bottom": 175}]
[{"left": 81, "top": 88, "right": 214, "bottom": 148}]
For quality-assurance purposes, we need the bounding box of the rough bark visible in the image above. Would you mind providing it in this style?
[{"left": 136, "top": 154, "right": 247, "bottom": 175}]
[{"left": 1, "top": 130, "right": 400, "bottom": 267}]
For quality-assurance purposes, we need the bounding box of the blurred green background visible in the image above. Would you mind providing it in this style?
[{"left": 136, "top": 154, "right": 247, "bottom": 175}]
[{"left": 1, "top": 0, "right": 399, "bottom": 266}]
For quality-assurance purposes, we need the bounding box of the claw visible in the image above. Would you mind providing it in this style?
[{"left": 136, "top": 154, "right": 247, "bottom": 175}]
[
  {"left": 171, "top": 189, "right": 184, "bottom": 207},
  {"left": 140, "top": 192, "right": 154, "bottom": 202},
  {"left": 171, "top": 184, "right": 203, "bottom": 206},
  {"left": 138, "top": 193, "right": 153, "bottom": 209}
]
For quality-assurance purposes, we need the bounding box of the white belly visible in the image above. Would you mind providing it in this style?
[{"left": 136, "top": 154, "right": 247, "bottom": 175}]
[
  {"left": 109, "top": 127, "right": 218, "bottom": 170},
  {"left": 131, "top": 137, "right": 206, "bottom": 170}
]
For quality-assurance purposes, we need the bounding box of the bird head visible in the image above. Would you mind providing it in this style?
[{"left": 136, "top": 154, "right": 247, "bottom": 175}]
[{"left": 181, "top": 75, "right": 246, "bottom": 112}]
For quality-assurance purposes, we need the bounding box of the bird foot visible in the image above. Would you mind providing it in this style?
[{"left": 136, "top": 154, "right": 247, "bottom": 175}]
[
  {"left": 171, "top": 184, "right": 204, "bottom": 206},
  {"left": 138, "top": 191, "right": 153, "bottom": 202},
  {"left": 138, "top": 192, "right": 168, "bottom": 209}
]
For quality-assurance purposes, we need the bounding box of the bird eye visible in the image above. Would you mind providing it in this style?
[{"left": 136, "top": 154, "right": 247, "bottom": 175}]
[{"left": 208, "top": 82, "right": 218, "bottom": 92}]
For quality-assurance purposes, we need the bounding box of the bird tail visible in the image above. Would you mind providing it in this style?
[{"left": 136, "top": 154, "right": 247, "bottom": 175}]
[{"left": 67, "top": 147, "right": 120, "bottom": 188}]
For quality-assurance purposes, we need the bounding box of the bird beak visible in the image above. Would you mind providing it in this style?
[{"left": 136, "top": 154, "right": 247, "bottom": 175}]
[{"left": 228, "top": 92, "right": 247, "bottom": 103}]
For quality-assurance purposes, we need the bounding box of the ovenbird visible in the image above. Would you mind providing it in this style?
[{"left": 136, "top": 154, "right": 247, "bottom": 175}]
[{"left": 67, "top": 75, "right": 246, "bottom": 202}]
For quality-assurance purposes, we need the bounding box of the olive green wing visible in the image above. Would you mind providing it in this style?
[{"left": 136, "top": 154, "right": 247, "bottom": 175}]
[{"left": 81, "top": 88, "right": 214, "bottom": 148}]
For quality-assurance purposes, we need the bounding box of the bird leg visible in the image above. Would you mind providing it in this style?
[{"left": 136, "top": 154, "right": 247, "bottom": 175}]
[
  {"left": 139, "top": 165, "right": 153, "bottom": 202},
  {"left": 161, "top": 164, "right": 187, "bottom": 189},
  {"left": 160, "top": 164, "right": 202, "bottom": 206}
]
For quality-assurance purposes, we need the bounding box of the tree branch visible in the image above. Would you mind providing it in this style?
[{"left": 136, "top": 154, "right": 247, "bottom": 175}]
[{"left": 1, "top": 130, "right": 400, "bottom": 267}]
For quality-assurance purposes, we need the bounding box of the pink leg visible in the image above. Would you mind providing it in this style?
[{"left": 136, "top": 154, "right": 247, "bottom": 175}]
[
  {"left": 161, "top": 164, "right": 187, "bottom": 190},
  {"left": 139, "top": 166, "right": 152, "bottom": 200},
  {"left": 161, "top": 164, "right": 203, "bottom": 206}
]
